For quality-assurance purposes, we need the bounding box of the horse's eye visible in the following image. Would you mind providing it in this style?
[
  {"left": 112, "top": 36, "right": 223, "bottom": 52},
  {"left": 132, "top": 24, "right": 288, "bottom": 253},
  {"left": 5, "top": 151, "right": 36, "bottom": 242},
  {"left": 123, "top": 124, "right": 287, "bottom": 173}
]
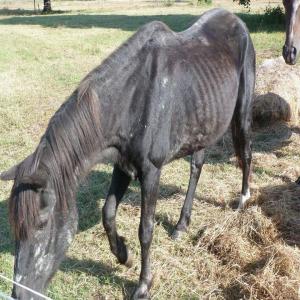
[
  {"left": 40, "top": 190, "right": 50, "bottom": 208},
  {"left": 37, "top": 219, "right": 48, "bottom": 230}
]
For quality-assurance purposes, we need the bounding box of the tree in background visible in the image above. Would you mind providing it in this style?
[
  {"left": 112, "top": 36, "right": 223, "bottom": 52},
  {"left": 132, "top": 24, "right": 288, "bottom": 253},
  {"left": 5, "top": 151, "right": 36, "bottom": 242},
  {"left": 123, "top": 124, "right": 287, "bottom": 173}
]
[
  {"left": 43, "top": 0, "right": 51, "bottom": 12},
  {"left": 234, "top": 0, "right": 250, "bottom": 8}
]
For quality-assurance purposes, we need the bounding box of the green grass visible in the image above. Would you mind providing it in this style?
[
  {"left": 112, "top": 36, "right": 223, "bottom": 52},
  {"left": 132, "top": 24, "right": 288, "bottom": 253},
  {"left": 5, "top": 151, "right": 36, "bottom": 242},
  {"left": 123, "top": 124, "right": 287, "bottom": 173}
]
[{"left": 0, "top": 1, "right": 299, "bottom": 299}]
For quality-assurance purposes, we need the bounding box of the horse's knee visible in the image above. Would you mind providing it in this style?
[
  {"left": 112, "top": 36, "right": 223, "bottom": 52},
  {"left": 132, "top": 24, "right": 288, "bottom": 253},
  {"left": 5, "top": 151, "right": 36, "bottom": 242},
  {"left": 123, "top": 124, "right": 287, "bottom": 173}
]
[
  {"left": 139, "top": 219, "right": 154, "bottom": 246},
  {"left": 102, "top": 197, "right": 116, "bottom": 231}
]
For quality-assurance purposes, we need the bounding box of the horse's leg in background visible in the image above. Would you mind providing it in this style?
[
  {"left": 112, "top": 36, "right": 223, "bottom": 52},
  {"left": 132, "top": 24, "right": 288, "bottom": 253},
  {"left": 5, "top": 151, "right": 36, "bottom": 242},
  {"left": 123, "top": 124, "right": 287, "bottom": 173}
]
[
  {"left": 172, "top": 149, "right": 205, "bottom": 240},
  {"left": 102, "top": 165, "right": 132, "bottom": 266},
  {"left": 133, "top": 165, "right": 161, "bottom": 299},
  {"left": 232, "top": 60, "right": 255, "bottom": 210},
  {"left": 296, "top": 177, "right": 300, "bottom": 184},
  {"left": 231, "top": 111, "right": 251, "bottom": 211}
]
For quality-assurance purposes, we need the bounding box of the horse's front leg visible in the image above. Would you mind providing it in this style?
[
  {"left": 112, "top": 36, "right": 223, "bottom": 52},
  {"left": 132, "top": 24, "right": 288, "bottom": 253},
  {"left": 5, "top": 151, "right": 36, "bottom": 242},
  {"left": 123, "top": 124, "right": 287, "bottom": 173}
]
[
  {"left": 102, "top": 165, "right": 132, "bottom": 266},
  {"left": 132, "top": 166, "right": 161, "bottom": 300}
]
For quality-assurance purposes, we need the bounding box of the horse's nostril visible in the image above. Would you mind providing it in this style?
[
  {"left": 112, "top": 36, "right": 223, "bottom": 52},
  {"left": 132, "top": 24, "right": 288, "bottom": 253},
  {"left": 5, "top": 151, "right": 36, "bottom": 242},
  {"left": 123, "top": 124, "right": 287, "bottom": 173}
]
[
  {"left": 282, "top": 45, "right": 297, "bottom": 64},
  {"left": 293, "top": 47, "right": 297, "bottom": 55},
  {"left": 283, "top": 45, "right": 290, "bottom": 57},
  {"left": 289, "top": 47, "right": 297, "bottom": 61},
  {"left": 283, "top": 45, "right": 288, "bottom": 57}
]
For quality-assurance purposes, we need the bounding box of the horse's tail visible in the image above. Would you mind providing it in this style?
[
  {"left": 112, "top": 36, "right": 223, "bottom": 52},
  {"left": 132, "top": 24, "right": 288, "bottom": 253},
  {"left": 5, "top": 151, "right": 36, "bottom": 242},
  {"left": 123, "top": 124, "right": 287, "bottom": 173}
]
[{"left": 231, "top": 27, "right": 256, "bottom": 168}]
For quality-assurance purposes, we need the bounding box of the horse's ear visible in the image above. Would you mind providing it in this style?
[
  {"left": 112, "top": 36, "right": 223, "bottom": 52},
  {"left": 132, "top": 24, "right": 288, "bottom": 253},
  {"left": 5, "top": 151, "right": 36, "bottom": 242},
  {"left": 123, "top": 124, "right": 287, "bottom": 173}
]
[
  {"left": 20, "top": 173, "right": 47, "bottom": 189},
  {"left": 0, "top": 154, "right": 34, "bottom": 182},
  {"left": 0, "top": 165, "right": 18, "bottom": 181}
]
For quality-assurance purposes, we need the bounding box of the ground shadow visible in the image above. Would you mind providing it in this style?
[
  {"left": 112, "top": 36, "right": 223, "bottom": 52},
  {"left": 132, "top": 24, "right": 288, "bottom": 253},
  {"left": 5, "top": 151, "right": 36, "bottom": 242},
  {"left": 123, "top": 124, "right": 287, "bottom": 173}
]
[
  {"left": 155, "top": 193, "right": 226, "bottom": 239},
  {"left": 0, "top": 14, "right": 196, "bottom": 32},
  {"left": 257, "top": 182, "right": 300, "bottom": 247},
  {"left": 222, "top": 281, "right": 249, "bottom": 300},
  {"left": 0, "top": 13, "right": 284, "bottom": 33},
  {"left": 0, "top": 8, "right": 66, "bottom": 16},
  {"left": 252, "top": 122, "right": 293, "bottom": 153},
  {"left": 59, "top": 256, "right": 136, "bottom": 299},
  {"left": 0, "top": 199, "right": 14, "bottom": 255},
  {"left": 0, "top": 8, "right": 38, "bottom": 16},
  {"left": 76, "top": 170, "right": 111, "bottom": 232},
  {"left": 155, "top": 212, "right": 176, "bottom": 236}
]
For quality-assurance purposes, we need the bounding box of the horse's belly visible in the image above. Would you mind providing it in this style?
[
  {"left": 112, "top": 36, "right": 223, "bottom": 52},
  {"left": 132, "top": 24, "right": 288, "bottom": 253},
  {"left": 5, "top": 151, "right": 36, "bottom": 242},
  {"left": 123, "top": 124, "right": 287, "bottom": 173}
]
[{"left": 169, "top": 93, "right": 237, "bottom": 160}]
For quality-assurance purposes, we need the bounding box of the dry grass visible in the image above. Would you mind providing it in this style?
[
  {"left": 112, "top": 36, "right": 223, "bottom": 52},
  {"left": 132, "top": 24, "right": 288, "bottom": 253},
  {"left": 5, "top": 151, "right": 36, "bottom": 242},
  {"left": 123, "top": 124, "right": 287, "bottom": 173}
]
[
  {"left": 0, "top": 1, "right": 300, "bottom": 299},
  {"left": 195, "top": 206, "right": 300, "bottom": 299}
]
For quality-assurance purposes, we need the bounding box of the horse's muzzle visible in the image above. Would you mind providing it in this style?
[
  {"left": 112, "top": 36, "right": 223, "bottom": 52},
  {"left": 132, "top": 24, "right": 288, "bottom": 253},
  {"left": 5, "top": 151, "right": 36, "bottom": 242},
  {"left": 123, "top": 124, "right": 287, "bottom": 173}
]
[{"left": 283, "top": 45, "right": 297, "bottom": 65}]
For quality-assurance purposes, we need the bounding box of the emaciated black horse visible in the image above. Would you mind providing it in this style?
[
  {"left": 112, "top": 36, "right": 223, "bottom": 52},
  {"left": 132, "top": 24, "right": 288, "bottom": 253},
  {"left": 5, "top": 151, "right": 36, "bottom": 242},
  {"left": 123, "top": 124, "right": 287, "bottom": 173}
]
[
  {"left": 1, "top": 8, "right": 255, "bottom": 299},
  {"left": 283, "top": 0, "right": 300, "bottom": 64}
]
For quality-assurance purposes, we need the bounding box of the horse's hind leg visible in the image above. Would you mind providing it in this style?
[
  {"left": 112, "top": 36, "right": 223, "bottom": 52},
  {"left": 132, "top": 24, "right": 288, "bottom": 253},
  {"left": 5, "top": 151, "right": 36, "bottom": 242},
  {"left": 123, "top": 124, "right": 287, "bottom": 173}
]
[
  {"left": 232, "top": 62, "right": 255, "bottom": 210},
  {"left": 102, "top": 165, "right": 132, "bottom": 267},
  {"left": 172, "top": 149, "right": 205, "bottom": 240},
  {"left": 232, "top": 115, "right": 252, "bottom": 210}
]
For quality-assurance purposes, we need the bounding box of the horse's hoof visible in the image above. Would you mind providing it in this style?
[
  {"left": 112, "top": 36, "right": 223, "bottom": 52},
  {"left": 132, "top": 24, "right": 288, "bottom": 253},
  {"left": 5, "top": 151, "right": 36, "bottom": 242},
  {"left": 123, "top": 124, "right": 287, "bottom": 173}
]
[
  {"left": 132, "top": 293, "right": 149, "bottom": 300},
  {"left": 116, "top": 236, "right": 133, "bottom": 267},
  {"left": 124, "top": 250, "right": 133, "bottom": 268},
  {"left": 237, "top": 203, "right": 245, "bottom": 211},
  {"left": 131, "top": 283, "right": 150, "bottom": 300},
  {"left": 171, "top": 229, "right": 186, "bottom": 240}
]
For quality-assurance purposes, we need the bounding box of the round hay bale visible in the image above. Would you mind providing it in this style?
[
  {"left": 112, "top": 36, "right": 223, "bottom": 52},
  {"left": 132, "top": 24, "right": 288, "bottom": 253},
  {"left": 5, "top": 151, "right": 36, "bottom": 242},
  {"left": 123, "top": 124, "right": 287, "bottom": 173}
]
[
  {"left": 253, "top": 92, "right": 292, "bottom": 126},
  {"left": 253, "top": 57, "right": 300, "bottom": 126}
]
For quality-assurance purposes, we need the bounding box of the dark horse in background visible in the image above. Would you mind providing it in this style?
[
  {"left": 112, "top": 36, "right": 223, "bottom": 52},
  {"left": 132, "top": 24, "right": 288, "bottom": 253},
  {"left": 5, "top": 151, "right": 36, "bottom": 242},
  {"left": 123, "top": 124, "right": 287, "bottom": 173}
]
[
  {"left": 282, "top": 0, "right": 300, "bottom": 184},
  {"left": 282, "top": 0, "right": 300, "bottom": 65},
  {"left": 1, "top": 8, "right": 255, "bottom": 299}
]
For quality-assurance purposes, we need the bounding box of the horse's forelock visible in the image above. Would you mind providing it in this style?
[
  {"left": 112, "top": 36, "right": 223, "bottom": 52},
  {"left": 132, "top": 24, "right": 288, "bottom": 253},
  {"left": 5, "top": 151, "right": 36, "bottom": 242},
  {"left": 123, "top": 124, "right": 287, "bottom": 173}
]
[
  {"left": 8, "top": 148, "right": 45, "bottom": 240},
  {"left": 9, "top": 183, "right": 40, "bottom": 240},
  {"left": 8, "top": 166, "right": 41, "bottom": 240}
]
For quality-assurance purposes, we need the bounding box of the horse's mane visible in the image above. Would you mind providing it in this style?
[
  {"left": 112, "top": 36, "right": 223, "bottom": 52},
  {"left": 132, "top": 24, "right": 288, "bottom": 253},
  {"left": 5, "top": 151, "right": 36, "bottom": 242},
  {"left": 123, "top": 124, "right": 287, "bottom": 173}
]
[{"left": 9, "top": 78, "right": 102, "bottom": 240}]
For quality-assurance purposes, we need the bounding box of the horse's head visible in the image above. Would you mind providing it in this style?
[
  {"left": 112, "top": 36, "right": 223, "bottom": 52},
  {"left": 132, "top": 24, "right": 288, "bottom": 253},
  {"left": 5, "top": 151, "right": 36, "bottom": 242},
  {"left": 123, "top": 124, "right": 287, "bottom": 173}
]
[
  {"left": 1, "top": 154, "right": 77, "bottom": 299},
  {"left": 283, "top": 0, "right": 300, "bottom": 64}
]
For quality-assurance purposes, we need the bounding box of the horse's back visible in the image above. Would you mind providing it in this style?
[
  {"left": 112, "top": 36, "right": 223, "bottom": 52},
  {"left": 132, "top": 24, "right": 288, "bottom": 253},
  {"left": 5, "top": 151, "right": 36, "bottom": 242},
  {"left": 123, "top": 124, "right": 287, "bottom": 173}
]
[
  {"left": 136, "top": 10, "right": 254, "bottom": 165},
  {"left": 184, "top": 8, "right": 249, "bottom": 41}
]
